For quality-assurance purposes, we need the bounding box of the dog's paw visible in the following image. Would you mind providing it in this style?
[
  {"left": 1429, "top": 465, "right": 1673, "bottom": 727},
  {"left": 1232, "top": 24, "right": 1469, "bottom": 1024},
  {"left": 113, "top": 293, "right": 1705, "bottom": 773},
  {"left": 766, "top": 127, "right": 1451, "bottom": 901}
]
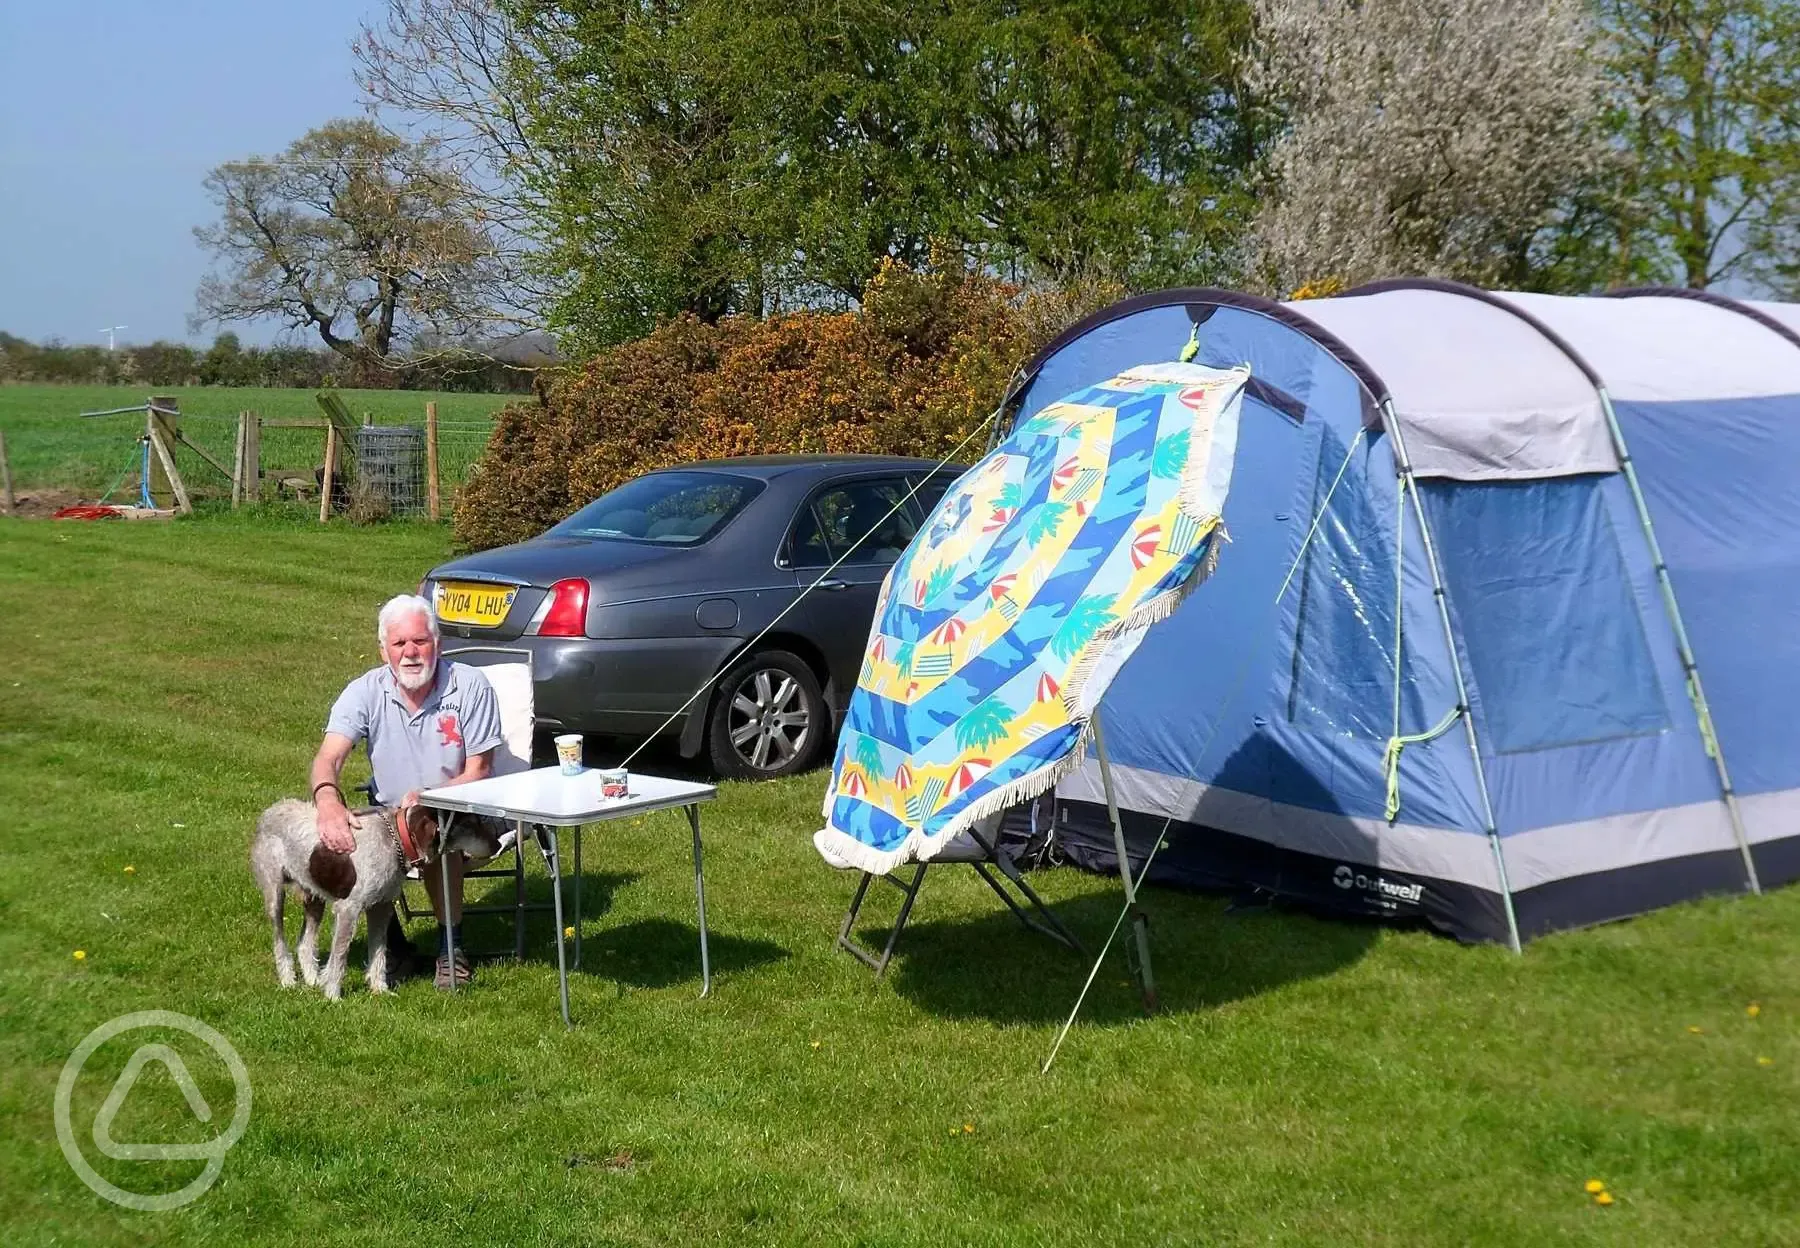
[
  {"left": 277, "top": 969, "right": 297, "bottom": 988},
  {"left": 368, "top": 978, "right": 393, "bottom": 996},
  {"left": 321, "top": 980, "right": 343, "bottom": 1001},
  {"left": 298, "top": 963, "right": 320, "bottom": 987}
]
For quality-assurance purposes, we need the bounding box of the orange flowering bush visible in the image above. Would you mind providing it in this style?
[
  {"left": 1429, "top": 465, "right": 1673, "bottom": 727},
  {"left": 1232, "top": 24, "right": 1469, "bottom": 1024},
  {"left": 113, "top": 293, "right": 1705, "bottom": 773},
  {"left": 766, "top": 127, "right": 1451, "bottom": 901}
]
[{"left": 453, "top": 263, "right": 1116, "bottom": 550}]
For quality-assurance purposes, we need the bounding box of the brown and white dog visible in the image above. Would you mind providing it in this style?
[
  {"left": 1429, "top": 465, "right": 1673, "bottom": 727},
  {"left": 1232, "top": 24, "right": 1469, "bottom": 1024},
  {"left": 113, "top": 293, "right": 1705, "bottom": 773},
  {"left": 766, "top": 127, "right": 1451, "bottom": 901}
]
[{"left": 250, "top": 799, "right": 499, "bottom": 998}]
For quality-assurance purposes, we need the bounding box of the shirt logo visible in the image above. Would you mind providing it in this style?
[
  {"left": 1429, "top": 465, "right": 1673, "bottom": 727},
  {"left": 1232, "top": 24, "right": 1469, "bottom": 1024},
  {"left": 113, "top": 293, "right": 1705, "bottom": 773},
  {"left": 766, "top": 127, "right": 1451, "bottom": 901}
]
[{"left": 437, "top": 715, "right": 463, "bottom": 748}]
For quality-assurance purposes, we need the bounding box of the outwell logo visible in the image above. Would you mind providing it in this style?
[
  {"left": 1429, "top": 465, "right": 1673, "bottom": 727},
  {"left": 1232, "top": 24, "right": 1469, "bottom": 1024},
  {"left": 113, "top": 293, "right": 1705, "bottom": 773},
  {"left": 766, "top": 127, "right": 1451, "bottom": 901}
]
[{"left": 1330, "top": 864, "right": 1425, "bottom": 907}]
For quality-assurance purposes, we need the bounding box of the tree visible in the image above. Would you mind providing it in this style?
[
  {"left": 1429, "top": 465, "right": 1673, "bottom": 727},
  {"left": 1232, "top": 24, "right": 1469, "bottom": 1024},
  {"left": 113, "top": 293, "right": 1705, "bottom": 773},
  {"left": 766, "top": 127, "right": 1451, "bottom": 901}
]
[
  {"left": 1599, "top": 0, "right": 1800, "bottom": 292},
  {"left": 193, "top": 120, "right": 498, "bottom": 366},
  {"left": 1246, "top": 0, "right": 1613, "bottom": 295},
  {"left": 494, "top": 0, "right": 1262, "bottom": 351}
]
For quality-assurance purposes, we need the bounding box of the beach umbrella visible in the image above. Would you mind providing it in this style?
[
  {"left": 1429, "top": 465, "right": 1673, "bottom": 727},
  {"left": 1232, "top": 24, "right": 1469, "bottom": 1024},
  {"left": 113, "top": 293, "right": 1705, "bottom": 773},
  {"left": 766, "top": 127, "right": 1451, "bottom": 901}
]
[{"left": 815, "top": 361, "right": 1250, "bottom": 874}]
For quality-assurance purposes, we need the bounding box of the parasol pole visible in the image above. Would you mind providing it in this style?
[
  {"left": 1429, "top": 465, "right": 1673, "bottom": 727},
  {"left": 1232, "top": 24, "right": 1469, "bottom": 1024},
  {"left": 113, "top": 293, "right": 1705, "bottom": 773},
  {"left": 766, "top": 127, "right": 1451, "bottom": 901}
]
[{"left": 1092, "top": 714, "right": 1157, "bottom": 1013}]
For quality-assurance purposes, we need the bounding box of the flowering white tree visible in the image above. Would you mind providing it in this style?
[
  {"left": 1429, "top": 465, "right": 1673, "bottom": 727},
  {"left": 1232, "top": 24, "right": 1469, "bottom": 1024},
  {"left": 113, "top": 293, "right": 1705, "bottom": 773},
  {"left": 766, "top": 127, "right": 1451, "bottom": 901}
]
[{"left": 1247, "top": 0, "right": 1613, "bottom": 296}]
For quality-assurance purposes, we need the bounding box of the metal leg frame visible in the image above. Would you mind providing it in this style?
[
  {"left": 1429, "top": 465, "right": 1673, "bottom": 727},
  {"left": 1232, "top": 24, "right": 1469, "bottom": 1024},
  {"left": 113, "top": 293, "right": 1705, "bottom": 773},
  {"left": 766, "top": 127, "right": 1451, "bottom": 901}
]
[
  {"left": 965, "top": 825, "right": 1085, "bottom": 954},
  {"left": 437, "top": 802, "right": 712, "bottom": 1024},
  {"left": 1093, "top": 716, "right": 1158, "bottom": 1013},
  {"left": 687, "top": 805, "right": 712, "bottom": 998},
  {"left": 835, "top": 822, "right": 1086, "bottom": 974},
  {"left": 533, "top": 822, "right": 574, "bottom": 1028},
  {"left": 836, "top": 863, "right": 929, "bottom": 975}
]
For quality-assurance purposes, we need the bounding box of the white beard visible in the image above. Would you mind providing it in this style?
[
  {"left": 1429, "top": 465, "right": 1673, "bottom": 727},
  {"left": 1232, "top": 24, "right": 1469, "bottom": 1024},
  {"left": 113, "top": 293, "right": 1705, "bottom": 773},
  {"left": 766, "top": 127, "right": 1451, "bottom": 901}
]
[{"left": 394, "top": 659, "right": 436, "bottom": 692}]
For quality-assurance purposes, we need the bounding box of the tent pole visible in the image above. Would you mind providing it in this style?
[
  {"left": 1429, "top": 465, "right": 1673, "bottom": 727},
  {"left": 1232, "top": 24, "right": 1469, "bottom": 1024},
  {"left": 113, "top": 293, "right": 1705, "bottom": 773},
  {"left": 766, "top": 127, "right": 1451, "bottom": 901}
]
[
  {"left": 1597, "top": 388, "right": 1761, "bottom": 893},
  {"left": 1381, "top": 401, "right": 1523, "bottom": 954},
  {"left": 1091, "top": 714, "right": 1157, "bottom": 1012}
]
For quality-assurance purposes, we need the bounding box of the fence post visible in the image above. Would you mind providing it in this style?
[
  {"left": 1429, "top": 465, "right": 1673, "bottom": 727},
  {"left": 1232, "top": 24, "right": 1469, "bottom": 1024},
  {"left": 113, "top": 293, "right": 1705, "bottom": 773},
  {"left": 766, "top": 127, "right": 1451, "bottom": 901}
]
[
  {"left": 146, "top": 412, "right": 192, "bottom": 515},
  {"left": 0, "top": 428, "right": 14, "bottom": 514},
  {"left": 320, "top": 424, "right": 338, "bottom": 523},
  {"left": 231, "top": 412, "right": 246, "bottom": 508},
  {"left": 425, "top": 401, "right": 441, "bottom": 521},
  {"left": 244, "top": 411, "right": 262, "bottom": 504}
]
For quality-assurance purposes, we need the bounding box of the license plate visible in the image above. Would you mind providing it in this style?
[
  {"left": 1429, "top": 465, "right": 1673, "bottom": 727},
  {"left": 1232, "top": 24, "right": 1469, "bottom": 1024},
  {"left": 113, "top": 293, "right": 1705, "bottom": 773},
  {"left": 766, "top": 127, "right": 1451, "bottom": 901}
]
[{"left": 434, "top": 581, "right": 517, "bottom": 628}]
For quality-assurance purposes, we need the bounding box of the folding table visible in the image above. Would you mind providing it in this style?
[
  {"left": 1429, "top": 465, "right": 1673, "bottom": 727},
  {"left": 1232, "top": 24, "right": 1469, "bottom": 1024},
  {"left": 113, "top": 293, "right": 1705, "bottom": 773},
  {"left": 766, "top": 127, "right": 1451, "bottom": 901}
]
[{"left": 418, "top": 767, "right": 717, "bottom": 1026}]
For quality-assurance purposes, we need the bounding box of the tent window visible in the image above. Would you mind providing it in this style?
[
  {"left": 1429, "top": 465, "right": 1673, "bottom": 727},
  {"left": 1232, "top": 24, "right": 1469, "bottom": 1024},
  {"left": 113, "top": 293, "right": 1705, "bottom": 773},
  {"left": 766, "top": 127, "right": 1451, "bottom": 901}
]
[
  {"left": 1421, "top": 477, "right": 1667, "bottom": 754},
  {"left": 1287, "top": 425, "right": 1422, "bottom": 740}
]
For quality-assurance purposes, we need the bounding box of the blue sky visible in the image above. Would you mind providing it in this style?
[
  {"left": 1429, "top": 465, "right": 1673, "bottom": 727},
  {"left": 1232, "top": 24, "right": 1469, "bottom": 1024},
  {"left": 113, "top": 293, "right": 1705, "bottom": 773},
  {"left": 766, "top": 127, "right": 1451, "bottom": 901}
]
[{"left": 0, "top": 0, "right": 386, "bottom": 347}]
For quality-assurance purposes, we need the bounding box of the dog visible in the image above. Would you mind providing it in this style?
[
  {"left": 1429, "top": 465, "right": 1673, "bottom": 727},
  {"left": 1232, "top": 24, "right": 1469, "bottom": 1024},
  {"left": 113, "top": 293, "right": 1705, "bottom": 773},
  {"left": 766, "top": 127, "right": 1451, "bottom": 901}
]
[{"left": 251, "top": 799, "right": 498, "bottom": 998}]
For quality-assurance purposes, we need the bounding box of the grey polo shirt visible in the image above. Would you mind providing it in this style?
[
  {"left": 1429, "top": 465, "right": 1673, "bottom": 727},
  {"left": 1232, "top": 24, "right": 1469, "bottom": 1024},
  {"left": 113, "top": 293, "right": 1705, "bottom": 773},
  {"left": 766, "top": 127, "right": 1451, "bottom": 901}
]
[{"left": 325, "top": 661, "right": 504, "bottom": 805}]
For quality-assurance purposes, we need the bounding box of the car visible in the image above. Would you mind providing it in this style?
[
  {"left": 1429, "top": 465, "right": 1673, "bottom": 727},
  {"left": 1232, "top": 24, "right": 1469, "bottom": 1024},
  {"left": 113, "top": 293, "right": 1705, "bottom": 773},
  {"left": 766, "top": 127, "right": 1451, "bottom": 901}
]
[{"left": 423, "top": 455, "right": 965, "bottom": 779}]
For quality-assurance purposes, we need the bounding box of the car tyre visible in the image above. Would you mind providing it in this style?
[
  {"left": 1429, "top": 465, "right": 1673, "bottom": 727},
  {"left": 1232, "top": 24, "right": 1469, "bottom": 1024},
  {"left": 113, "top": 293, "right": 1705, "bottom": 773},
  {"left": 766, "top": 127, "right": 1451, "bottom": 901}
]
[{"left": 707, "top": 650, "right": 826, "bottom": 780}]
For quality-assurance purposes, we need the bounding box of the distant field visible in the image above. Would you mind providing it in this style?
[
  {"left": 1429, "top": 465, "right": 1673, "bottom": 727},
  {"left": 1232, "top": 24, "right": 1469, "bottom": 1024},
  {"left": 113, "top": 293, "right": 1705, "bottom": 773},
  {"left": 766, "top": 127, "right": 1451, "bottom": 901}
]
[{"left": 0, "top": 385, "right": 521, "bottom": 507}]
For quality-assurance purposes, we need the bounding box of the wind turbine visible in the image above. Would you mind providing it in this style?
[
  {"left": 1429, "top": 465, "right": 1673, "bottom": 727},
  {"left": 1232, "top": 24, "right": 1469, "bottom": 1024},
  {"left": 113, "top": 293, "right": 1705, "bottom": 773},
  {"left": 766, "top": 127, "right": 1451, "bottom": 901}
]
[{"left": 99, "top": 325, "right": 127, "bottom": 351}]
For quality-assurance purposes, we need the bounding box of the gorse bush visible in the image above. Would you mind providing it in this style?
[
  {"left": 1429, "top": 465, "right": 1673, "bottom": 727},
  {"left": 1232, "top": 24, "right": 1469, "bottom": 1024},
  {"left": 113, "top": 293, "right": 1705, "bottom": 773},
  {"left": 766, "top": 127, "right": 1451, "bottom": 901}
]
[{"left": 453, "top": 263, "right": 1118, "bottom": 550}]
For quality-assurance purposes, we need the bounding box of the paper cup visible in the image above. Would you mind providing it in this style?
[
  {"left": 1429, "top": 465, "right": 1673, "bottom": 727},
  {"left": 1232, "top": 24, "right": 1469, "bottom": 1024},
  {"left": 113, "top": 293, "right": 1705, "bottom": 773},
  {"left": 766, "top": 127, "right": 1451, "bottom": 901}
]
[
  {"left": 554, "top": 733, "right": 584, "bottom": 776},
  {"left": 599, "top": 768, "right": 628, "bottom": 799}
]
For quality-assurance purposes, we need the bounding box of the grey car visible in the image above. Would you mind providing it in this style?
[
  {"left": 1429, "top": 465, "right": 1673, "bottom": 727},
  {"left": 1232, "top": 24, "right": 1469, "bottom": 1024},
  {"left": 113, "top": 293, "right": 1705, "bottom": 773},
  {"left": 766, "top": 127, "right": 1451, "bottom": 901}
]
[{"left": 423, "top": 455, "right": 962, "bottom": 779}]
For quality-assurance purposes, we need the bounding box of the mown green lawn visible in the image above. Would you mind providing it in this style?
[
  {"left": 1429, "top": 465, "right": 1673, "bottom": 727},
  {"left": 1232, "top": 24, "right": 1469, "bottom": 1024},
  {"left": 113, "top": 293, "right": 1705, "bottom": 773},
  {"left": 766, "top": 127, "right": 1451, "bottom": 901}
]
[
  {"left": 0, "top": 385, "right": 517, "bottom": 500},
  {"left": 1, "top": 514, "right": 1797, "bottom": 1246}
]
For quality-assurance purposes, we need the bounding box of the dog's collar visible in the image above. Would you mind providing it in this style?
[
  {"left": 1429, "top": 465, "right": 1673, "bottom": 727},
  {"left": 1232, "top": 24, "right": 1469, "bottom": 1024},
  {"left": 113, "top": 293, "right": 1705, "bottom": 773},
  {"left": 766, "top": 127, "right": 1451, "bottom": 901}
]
[{"left": 388, "top": 809, "right": 434, "bottom": 869}]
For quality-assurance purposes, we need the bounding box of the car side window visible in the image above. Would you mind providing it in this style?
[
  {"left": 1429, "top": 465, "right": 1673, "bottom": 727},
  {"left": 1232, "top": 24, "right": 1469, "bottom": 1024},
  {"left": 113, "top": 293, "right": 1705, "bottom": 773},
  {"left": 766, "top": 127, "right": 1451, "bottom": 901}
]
[
  {"left": 909, "top": 474, "right": 953, "bottom": 520},
  {"left": 790, "top": 478, "right": 919, "bottom": 567}
]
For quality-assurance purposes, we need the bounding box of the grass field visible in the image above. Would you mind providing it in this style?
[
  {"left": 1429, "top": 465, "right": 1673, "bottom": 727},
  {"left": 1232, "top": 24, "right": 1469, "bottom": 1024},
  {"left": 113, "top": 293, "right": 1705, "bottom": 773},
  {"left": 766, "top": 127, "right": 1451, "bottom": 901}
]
[
  {"left": 0, "top": 385, "right": 518, "bottom": 505},
  {"left": 3, "top": 514, "right": 1799, "bottom": 1245}
]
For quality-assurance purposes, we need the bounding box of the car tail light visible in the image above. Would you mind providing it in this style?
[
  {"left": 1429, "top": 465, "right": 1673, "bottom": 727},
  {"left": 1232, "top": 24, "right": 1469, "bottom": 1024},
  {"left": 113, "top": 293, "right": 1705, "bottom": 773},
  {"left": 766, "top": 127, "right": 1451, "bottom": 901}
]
[{"left": 538, "top": 578, "right": 590, "bottom": 637}]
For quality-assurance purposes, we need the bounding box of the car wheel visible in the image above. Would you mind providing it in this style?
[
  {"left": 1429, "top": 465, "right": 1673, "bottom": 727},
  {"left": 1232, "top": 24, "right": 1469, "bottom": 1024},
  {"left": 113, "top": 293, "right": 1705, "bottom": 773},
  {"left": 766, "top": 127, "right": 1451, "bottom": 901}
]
[{"left": 707, "top": 650, "right": 825, "bottom": 780}]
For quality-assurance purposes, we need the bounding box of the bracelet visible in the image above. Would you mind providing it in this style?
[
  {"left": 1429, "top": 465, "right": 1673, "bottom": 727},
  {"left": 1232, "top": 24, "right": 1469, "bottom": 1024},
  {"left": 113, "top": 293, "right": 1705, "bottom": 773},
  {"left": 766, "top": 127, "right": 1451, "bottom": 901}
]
[{"left": 311, "top": 781, "right": 345, "bottom": 803}]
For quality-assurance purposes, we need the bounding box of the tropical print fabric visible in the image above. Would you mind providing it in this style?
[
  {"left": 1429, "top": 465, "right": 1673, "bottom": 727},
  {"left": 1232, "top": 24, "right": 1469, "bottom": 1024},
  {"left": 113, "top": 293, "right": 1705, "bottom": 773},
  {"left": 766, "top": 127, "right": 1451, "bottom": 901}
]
[{"left": 814, "top": 361, "right": 1250, "bottom": 874}]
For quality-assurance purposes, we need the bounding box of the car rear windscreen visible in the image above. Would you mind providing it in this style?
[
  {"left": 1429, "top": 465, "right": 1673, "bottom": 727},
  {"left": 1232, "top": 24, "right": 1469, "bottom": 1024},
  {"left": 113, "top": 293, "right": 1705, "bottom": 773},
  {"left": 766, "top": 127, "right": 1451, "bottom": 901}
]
[{"left": 547, "top": 471, "right": 764, "bottom": 545}]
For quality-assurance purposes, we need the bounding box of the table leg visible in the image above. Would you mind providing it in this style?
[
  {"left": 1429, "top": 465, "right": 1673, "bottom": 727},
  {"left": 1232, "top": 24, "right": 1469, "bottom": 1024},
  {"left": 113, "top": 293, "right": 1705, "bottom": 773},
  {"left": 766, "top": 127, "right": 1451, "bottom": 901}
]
[
  {"left": 687, "top": 804, "right": 711, "bottom": 998},
  {"left": 535, "top": 823, "right": 572, "bottom": 1027},
  {"left": 440, "top": 811, "right": 459, "bottom": 994},
  {"left": 572, "top": 823, "right": 583, "bottom": 971}
]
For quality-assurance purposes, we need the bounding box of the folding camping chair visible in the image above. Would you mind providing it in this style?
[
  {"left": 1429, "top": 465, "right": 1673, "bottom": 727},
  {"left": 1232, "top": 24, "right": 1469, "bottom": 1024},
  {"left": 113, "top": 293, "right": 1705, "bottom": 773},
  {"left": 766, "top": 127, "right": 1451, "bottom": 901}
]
[
  {"left": 835, "top": 801, "right": 1084, "bottom": 975},
  {"left": 393, "top": 646, "right": 541, "bottom": 960}
]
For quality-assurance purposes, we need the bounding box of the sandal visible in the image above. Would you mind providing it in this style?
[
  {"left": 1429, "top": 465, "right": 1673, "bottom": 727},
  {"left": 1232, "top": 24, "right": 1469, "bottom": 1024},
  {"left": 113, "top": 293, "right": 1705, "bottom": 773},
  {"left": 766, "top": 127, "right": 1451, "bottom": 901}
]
[{"left": 433, "top": 949, "right": 474, "bottom": 990}]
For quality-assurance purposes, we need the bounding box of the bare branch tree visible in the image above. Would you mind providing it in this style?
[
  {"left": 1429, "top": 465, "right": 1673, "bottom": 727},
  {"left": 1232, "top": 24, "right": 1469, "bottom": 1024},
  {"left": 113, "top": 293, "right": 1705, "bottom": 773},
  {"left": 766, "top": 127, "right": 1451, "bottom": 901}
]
[
  {"left": 192, "top": 119, "right": 499, "bottom": 365},
  {"left": 353, "top": 0, "right": 561, "bottom": 331},
  {"left": 1247, "top": 0, "right": 1613, "bottom": 296}
]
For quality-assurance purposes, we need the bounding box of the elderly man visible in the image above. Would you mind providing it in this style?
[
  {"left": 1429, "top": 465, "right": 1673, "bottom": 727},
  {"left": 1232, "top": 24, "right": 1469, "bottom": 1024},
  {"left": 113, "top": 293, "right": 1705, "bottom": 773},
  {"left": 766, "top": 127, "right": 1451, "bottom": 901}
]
[{"left": 310, "top": 593, "right": 503, "bottom": 989}]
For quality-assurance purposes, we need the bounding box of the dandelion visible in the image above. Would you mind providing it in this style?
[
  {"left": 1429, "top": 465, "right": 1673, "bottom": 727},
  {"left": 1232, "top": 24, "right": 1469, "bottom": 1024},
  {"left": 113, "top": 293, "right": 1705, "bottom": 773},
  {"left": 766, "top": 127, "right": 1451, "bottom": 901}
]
[
  {"left": 73, "top": 950, "right": 86, "bottom": 961},
  {"left": 563, "top": 926, "right": 575, "bottom": 939},
  {"left": 123, "top": 865, "right": 136, "bottom": 875},
  {"left": 1748, "top": 1003, "right": 1762, "bottom": 1018},
  {"left": 1595, "top": 1192, "right": 1615, "bottom": 1207},
  {"left": 963, "top": 1123, "right": 974, "bottom": 1134},
  {"left": 1687, "top": 1025, "right": 1704, "bottom": 1034},
  {"left": 1584, "top": 1179, "right": 1605, "bottom": 1194},
  {"left": 1758, "top": 1056, "right": 1773, "bottom": 1066},
  {"left": 949, "top": 1127, "right": 959, "bottom": 1136}
]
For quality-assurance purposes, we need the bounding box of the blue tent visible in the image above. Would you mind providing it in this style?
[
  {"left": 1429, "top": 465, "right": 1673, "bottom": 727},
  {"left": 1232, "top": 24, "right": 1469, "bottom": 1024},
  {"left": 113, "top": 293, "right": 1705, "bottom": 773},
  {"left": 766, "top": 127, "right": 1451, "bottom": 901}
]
[{"left": 1014, "top": 282, "right": 1800, "bottom": 947}]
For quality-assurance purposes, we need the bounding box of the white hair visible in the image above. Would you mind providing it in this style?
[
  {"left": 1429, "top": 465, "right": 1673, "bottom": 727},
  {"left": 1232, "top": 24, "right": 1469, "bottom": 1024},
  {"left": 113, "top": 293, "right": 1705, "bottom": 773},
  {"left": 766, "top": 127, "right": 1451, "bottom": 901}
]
[{"left": 376, "top": 593, "right": 439, "bottom": 646}]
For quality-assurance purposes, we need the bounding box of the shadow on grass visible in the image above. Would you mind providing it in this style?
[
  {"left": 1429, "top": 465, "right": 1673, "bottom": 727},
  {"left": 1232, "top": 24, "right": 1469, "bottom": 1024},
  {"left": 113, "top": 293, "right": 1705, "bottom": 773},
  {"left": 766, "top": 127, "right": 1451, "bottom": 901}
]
[
  {"left": 578, "top": 917, "right": 790, "bottom": 990},
  {"left": 874, "top": 881, "right": 1378, "bottom": 1025},
  {"left": 397, "top": 869, "right": 640, "bottom": 962}
]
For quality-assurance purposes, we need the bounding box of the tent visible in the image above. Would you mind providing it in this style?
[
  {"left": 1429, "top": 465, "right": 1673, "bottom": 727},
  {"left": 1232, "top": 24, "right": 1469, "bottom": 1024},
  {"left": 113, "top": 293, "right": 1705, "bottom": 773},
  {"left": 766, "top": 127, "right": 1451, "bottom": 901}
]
[{"left": 1008, "top": 281, "right": 1800, "bottom": 948}]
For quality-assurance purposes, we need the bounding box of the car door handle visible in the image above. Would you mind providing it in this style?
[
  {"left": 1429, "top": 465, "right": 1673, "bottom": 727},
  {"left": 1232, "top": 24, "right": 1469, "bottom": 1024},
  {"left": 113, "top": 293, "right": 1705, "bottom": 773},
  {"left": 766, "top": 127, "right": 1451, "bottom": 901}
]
[{"left": 814, "top": 578, "right": 850, "bottom": 591}]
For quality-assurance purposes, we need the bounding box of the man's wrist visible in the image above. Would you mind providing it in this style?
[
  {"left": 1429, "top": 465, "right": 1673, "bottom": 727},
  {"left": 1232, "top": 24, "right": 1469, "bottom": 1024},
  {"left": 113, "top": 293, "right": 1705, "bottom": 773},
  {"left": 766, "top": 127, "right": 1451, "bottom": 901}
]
[{"left": 312, "top": 781, "right": 346, "bottom": 807}]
